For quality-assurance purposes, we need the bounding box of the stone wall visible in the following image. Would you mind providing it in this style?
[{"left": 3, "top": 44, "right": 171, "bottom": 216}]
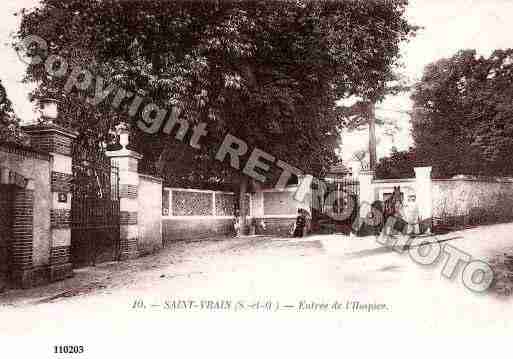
[
  {"left": 250, "top": 187, "right": 305, "bottom": 236},
  {"left": 162, "top": 218, "right": 235, "bottom": 242},
  {"left": 257, "top": 217, "right": 296, "bottom": 236},
  {"left": 263, "top": 190, "right": 299, "bottom": 216},
  {"left": 138, "top": 174, "right": 163, "bottom": 254},
  {"left": 432, "top": 179, "right": 513, "bottom": 221}
]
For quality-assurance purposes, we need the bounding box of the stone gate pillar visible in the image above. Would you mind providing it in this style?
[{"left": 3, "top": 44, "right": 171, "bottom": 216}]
[
  {"left": 359, "top": 170, "right": 375, "bottom": 217},
  {"left": 24, "top": 124, "right": 78, "bottom": 282},
  {"left": 414, "top": 167, "right": 433, "bottom": 228},
  {"left": 106, "top": 133, "right": 142, "bottom": 260}
]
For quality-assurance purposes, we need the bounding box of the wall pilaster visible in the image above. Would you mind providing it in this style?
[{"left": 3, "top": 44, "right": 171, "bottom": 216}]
[
  {"left": 414, "top": 167, "right": 433, "bottom": 226},
  {"left": 359, "top": 170, "right": 375, "bottom": 217}
]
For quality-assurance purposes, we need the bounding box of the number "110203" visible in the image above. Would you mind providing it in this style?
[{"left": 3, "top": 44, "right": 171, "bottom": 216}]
[{"left": 54, "top": 346, "right": 84, "bottom": 354}]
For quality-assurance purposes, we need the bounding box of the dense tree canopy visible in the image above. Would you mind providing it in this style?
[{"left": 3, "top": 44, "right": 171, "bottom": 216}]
[
  {"left": 0, "top": 80, "right": 27, "bottom": 145},
  {"left": 375, "top": 147, "right": 416, "bottom": 179},
  {"left": 16, "top": 0, "right": 416, "bottom": 186},
  {"left": 412, "top": 49, "right": 513, "bottom": 178}
]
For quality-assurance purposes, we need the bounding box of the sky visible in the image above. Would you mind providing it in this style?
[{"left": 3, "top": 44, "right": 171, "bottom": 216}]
[{"left": 1, "top": 0, "right": 513, "bottom": 162}]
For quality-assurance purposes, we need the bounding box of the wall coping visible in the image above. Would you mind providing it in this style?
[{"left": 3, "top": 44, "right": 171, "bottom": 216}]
[
  {"left": 139, "top": 173, "right": 163, "bottom": 184},
  {"left": 164, "top": 187, "right": 237, "bottom": 196},
  {"left": 163, "top": 215, "right": 236, "bottom": 220},
  {"left": 162, "top": 215, "right": 297, "bottom": 220},
  {"left": 257, "top": 215, "right": 297, "bottom": 219},
  {"left": 23, "top": 123, "right": 79, "bottom": 139},
  {"left": 373, "top": 178, "right": 416, "bottom": 184},
  {"left": 164, "top": 186, "right": 299, "bottom": 195},
  {"left": 0, "top": 141, "right": 51, "bottom": 161},
  {"left": 105, "top": 148, "right": 143, "bottom": 160},
  {"left": 257, "top": 186, "right": 299, "bottom": 193},
  {"left": 433, "top": 178, "right": 513, "bottom": 184}
]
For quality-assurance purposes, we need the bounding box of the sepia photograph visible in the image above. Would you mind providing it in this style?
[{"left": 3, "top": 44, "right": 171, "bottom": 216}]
[{"left": 0, "top": 0, "right": 512, "bottom": 357}]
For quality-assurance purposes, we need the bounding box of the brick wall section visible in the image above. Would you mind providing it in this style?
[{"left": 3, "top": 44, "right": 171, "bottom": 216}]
[
  {"left": 50, "top": 246, "right": 71, "bottom": 266},
  {"left": 11, "top": 189, "right": 34, "bottom": 271},
  {"left": 120, "top": 184, "right": 138, "bottom": 199},
  {"left": 0, "top": 186, "right": 13, "bottom": 234},
  {"left": 28, "top": 132, "right": 73, "bottom": 156},
  {"left": 0, "top": 142, "right": 51, "bottom": 162},
  {"left": 0, "top": 186, "right": 13, "bottom": 289},
  {"left": 163, "top": 218, "right": 234, "bottom": 243},
  {"left": 1, "top": 140, "right": 55, "bottom": 287},
  {"left": 119, "top": 237, "right": 138, "bottom": 260},
  {"left": 106, "top": 147, "right": 142, "bottom": 261},
  {"left": 120, "top": 211, "right": 138, "bottom": 225},
  {"left": 51, "top": 172, "right": 73, "bottom": 193},
  {"left": 50, "top": 209, "right": 71, "bottom": 229}
]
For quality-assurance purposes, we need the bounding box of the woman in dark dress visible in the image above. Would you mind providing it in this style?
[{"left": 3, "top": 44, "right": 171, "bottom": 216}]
[{"left": 293, "top": 209, "right": 307, "bottom": 237}]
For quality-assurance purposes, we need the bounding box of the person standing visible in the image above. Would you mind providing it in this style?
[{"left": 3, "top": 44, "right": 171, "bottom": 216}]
[
  {"left": 293, "top": 209, "right": 307, "bottom": 237},
  {"left": 404, "top": 195, "right": 420, "bottom": 236}
]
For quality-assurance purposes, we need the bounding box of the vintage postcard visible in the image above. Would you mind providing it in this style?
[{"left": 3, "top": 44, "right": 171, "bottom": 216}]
[{"left": 0, "top": 0, "right": 512, "bottom": 357}]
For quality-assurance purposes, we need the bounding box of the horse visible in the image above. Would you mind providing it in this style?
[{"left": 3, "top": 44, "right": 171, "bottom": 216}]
[{"left": 369, "top": 186, "right": 404, "bottom": 236}]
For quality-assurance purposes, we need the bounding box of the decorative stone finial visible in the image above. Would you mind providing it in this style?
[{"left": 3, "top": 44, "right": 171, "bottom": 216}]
[
  {"left": 116, "top": 122, "right": 130, "bottom": 150},
  {"left": 119, "top": 132, "right": 129, "bottom": 150}
]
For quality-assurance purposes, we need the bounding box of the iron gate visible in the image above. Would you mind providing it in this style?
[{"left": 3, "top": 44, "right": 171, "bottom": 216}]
[
  {"left": 71, "top": 148, "right": 120, "bottom": 268},
  {"left": 311, "top": 177, "right": 360, "bottom": 234}
]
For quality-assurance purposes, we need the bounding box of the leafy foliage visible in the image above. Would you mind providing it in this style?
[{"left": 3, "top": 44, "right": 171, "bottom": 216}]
[
  {"left": 412, "top": 49, "right": 513, "bottom": 178},
  {"left": 375, "top": 147, "right": 416, "bottom": 179},
  {"left": 15, "top": 0, "right": 416, "bottom": 191},
  {"left": 0, "top": 79, "right": 28, "bottom": 145}
]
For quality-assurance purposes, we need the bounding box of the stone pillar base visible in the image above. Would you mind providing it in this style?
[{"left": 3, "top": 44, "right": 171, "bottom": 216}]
[
  {"left": 49, "top": 263, "right": 73, "bottom": 282},
  {"left": 119, "top": 251, "right": 139, "bottom": 261},
  {"left": 118, "top": 237, "right": 139, "bottom": 261},
  {"left": 10, "top": 268, "right": 34, "bottom": 289}
]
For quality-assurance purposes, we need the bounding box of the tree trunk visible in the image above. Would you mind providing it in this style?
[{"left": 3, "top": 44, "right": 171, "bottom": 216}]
[
  {"left": 237, "top": 175, "right": 249, "bottom": 237},
  {"left": 368, "top": 102, "right": 377, "bottom": 171}
]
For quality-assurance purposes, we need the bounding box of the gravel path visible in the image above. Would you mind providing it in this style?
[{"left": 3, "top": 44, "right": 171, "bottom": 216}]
[{"left": 1, "top": 225, "right": 513, "bottom": 338}]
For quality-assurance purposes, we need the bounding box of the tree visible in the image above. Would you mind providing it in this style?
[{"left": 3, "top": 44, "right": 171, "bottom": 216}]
[
  {"left": 16, "top": 0, "right": 417, "bottom": 231},
  {"left": 375, "top": 147, "right": 416, "bottom": 179},
  {"left": 411, "top": 49, "right": 513, "bottom": 178},
  {"left": 0, "top": 79, "right": 27, "bottom": 145},
  {"left": 338, "top": 73, "right": 413, "bottom": 171}
]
